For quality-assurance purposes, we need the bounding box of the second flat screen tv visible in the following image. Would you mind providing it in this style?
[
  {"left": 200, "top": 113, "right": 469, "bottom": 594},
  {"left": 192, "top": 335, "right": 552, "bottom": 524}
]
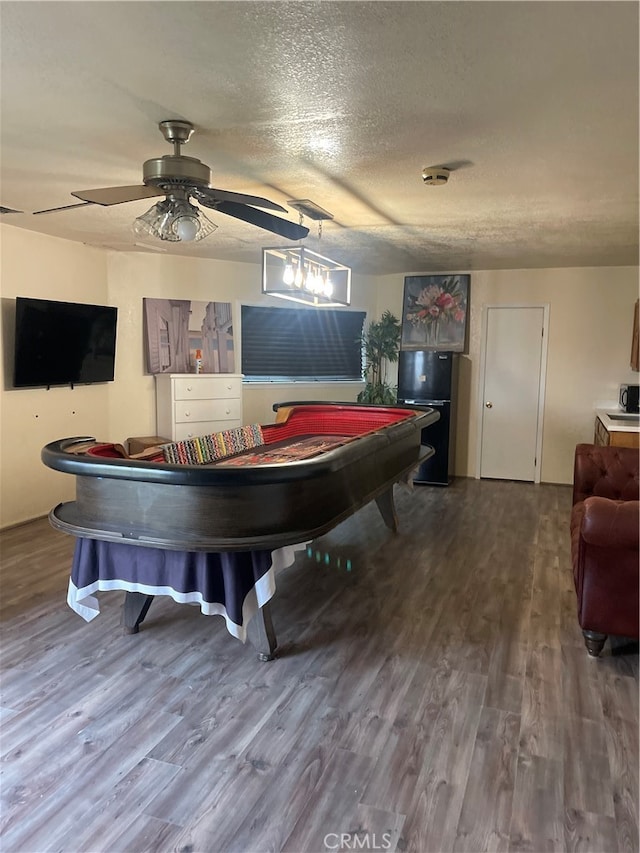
[{"left": 13, "top": 297, "right": 118, "bottom": 388}]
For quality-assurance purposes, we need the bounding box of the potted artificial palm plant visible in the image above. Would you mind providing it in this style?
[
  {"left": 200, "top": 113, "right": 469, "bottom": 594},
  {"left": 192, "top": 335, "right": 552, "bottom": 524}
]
[{"left": 357, "top": 310, "right": 402, "bottom": 404}]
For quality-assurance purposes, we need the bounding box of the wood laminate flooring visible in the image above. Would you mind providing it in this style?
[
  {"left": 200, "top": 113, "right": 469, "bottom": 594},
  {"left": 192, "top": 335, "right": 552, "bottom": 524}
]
[{"left": 0, "top": 478, "right": 637, "bottom": 853}]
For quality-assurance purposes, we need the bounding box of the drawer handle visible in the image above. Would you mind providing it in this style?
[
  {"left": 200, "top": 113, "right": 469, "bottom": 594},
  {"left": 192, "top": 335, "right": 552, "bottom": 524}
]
[
  {"left": 226, "top": 384, "right": 232, "bottom": 390},
  {"left": 184, "top": 411, "right": 190, "bottom": 417},
  {"left": 186, "top": 386, "right": 193, "bottom": 392}
]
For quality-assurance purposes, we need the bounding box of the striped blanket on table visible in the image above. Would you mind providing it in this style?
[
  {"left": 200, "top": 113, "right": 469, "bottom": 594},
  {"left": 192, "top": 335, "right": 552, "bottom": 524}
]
[{"left": 162, "top": 424, "right": 265, "bottom": 465}]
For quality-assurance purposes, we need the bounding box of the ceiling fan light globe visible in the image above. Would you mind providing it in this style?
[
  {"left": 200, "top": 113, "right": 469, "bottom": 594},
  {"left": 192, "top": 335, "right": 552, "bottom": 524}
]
[
  {"left": 134, "top": 199, "right": 179, "bottom": 241},
  {"left": 192, "top": 210, "right": 218, "bottom": 241},
  {"left": 173, "top": 214, "right": 200, "bottom": 242},
  {"left": 133, "top": 211, "right": 164, "bottom": 241},
  {"left": 133, "top": 217, "right": 154, "bottom": 239},
  {"left": 133, "top": 198, "right": 217, "bottom": 243}
]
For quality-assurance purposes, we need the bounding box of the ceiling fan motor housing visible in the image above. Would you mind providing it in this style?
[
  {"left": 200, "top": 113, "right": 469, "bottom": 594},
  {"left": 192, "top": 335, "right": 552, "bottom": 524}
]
[{"left": 143, "top": 155, "right": 211, "bottom": 189}]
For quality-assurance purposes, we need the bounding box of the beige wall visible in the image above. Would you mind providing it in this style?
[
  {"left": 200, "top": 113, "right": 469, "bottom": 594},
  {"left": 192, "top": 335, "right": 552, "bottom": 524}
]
[
  {"left": 2, "top": 222, "right": 637, "bottom": 525},
  {"left": 376, "top": 266, "right": 639, "bottom": 483},
  {"left": 1, "top": 226, "right": 110, "bottom": 526}
]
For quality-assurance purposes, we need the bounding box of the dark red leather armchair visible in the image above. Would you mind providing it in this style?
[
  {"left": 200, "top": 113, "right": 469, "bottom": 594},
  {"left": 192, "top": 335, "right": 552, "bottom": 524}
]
[{"left": 570, "top": 443, "right": 639, "bottom": 656}]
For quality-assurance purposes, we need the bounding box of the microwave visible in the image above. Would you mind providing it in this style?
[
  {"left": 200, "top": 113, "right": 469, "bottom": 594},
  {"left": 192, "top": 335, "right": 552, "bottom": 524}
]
[{"left": 619, "top": 384, "right": 640, "bottom": 413}]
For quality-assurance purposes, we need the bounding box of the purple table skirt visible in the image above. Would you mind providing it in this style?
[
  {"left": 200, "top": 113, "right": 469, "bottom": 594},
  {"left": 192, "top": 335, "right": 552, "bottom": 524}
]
[{"left": 68, "top": 538, "right": 306, "bottom": 642}]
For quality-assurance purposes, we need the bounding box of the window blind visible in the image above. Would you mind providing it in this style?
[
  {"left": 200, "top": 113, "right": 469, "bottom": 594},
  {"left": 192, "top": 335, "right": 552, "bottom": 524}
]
[{"left": 241, "top": 305, "right": 365, "bottom": 381}]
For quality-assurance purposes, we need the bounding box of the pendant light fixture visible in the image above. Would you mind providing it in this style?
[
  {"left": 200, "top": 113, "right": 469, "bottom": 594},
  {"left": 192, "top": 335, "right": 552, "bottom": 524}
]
[{"left": 262, "top": 200, "right": 351, "bottom": 307}]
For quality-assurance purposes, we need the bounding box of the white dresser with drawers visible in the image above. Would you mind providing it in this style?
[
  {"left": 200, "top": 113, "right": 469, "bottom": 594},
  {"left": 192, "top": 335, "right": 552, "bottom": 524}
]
[{"left": 155, "top": 373, "right": 243, "bottom": 442}]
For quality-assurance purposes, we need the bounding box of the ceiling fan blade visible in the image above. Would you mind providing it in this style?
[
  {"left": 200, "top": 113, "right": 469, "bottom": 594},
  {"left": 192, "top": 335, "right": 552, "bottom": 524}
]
[
  {"left": 200, "top": 199, "right": 309, "bottom": 241},
  {"left": 194, "top": 186, "right": 286, "bottom": 212},
  {"left": 33, "top": 201, "right": 96, "bottom": 215},
  {"left": 71, "top": 186, "right": 165, "bottom": 206}
]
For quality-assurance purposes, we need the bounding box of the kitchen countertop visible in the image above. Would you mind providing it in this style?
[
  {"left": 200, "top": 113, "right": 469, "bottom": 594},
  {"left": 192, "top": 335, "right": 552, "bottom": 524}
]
[{"left": 595, "top": 408, "right": 640, "bottom": 433}]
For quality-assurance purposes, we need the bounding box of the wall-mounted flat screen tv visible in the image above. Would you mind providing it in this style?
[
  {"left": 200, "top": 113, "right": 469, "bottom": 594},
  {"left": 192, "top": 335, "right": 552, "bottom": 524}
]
[{"left": 13, "top": 297, "right": 118, "bottom": 388}]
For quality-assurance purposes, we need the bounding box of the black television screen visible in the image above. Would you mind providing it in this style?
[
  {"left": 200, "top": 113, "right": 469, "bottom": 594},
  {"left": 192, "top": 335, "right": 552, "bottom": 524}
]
[{"left": 13, "top": 297, "right": 118, "bottom": 388}]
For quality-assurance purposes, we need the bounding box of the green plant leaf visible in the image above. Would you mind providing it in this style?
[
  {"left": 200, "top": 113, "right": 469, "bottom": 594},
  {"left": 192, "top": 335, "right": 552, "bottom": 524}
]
[{"left": 359, "top": 311, "right": 401, "bottom": 404}]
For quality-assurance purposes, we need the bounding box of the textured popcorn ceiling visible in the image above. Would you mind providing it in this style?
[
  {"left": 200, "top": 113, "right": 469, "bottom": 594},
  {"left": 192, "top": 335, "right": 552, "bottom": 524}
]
[{"left": 1, "top": 1, "right": 638, "bottom": 274}]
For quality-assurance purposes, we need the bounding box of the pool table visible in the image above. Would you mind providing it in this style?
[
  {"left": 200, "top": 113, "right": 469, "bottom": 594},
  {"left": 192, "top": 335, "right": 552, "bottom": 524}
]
[{"left": 42, "top": 401, "right": 439, "bottom": 657}]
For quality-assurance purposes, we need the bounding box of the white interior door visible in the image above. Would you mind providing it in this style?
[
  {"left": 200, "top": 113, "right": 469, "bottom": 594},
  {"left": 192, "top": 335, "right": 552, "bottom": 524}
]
[{"left": 478, "top": 305, "right": 548, "bottom": 482}]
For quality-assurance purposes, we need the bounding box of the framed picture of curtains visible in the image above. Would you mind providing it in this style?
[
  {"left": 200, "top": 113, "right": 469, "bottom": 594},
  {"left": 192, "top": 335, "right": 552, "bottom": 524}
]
[
  {"left": 401, "top": 274, "right": 470, "bottom": 352},
  {"left": 143, "top": 298, "right": 234, "bottom": 374}
]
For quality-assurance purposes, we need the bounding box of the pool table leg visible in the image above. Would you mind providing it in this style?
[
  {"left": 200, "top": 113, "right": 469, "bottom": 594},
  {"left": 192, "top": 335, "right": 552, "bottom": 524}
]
[
  {"left": 123, "top": 592, "right": 155, "bottom": 634},
  {"left": 375, "top": 486, "right": 398, "bottom": 533},
  {"left": 247, "top": 601, "right": 277, "bottom": 661}
]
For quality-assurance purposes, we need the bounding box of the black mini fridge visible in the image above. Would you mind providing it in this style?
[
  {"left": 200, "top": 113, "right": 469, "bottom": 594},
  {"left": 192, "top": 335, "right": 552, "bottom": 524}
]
[{"left": 397, "top": 350, "right": 459, "bottom": 485}]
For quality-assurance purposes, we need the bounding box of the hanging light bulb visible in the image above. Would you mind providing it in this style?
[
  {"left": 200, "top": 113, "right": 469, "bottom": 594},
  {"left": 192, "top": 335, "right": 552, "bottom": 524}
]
[
  {"left": 305, "top": 266, "right": 316, "bottom": 292},
  {"left": 294, "top": 263, "right": 304, "bottom": 287},
  {"left": 282, "top": 254, "right": 295, "bottom": 286},
  {"left": 324, "top": 273, "right": 334, "bottom": 298}
]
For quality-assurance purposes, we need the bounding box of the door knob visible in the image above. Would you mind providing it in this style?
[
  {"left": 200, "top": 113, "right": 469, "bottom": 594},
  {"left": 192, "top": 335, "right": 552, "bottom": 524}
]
[{"left": 485, "top": 402, "right": 493, "bottom": 408}]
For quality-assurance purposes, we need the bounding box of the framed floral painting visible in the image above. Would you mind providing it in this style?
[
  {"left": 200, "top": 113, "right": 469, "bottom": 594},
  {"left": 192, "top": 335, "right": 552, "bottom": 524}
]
[{"left": 401, "top": 274, "right": 470, "bottom": 351}]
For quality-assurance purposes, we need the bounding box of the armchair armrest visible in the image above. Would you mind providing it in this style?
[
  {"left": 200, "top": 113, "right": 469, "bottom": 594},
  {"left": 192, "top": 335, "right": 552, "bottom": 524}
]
[
  {"left": 581, "top": 497, "right": 640, "bottom": 549},
  {"left": 570, "top": 444, "right": 640, "bottom": 654}
]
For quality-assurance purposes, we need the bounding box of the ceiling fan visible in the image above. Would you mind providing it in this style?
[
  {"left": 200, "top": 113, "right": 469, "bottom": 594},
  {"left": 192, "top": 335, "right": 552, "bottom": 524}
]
[{"left": 33, "top": 120, "right": 310, "bottom": 242}]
